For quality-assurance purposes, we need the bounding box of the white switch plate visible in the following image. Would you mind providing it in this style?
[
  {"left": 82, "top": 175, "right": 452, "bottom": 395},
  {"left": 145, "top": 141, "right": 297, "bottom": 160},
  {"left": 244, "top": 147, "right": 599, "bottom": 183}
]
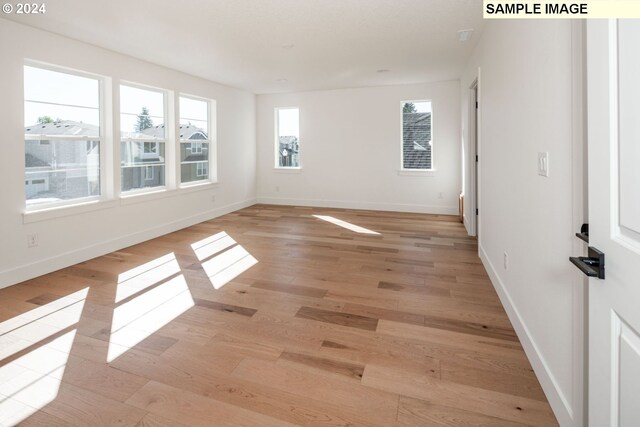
[{"left": 538, "top": 152, "right": 549, "bottom": 177}]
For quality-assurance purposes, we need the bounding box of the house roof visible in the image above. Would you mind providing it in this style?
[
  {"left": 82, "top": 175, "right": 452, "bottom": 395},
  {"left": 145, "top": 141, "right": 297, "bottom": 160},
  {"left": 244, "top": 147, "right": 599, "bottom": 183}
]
[
  {"left": 139, "top": 124, "right": 208, "bottom": 140},
  {"left": 25, "top": 152, "right": 50, "bottom": 168},
  {"left": 25, "top": 120, "right": 99, "bottom": 136}
]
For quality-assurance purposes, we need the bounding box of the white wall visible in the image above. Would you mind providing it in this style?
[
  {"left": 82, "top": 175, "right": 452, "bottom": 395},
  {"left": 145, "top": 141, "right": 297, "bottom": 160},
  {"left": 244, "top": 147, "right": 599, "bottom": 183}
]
[
  {"left": 0, "top": 19, "right": 257, "bottom": 289},
  {"left": 256, "top": 82, "right": 460, "bottom": 214},
  {"left": 460, "top": 20, "right": 586, "bottom": 427}
]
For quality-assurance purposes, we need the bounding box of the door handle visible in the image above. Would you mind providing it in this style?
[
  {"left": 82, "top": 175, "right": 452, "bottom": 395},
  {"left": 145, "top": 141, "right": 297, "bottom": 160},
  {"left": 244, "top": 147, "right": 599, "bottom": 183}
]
[{"left": 570, "top": 246, "right": 605, "bottom": 279}]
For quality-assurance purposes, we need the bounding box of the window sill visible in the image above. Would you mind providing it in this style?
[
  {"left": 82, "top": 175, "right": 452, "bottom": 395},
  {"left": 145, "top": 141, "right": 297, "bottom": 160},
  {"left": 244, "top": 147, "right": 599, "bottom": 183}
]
[
  {"left": 120, "top": 187, "right": 173, "bottom": 206},
  {"left": 179, "top": 181, "right": 219, "bottom": 194},
  {"left": 121, "top": 182, "right": 219, "bottom": 206},
  {"left": 22, "top": 183, "right": 221, "bottom": 222},
  {"left": 397, "top": 169, "right": 437, "bottom": 177},
  {"left": 273, "top": 167, "right": 302, "bottom": 174},
  {"left": 23, "top": 198, "right": 119, "bottom": 224}
]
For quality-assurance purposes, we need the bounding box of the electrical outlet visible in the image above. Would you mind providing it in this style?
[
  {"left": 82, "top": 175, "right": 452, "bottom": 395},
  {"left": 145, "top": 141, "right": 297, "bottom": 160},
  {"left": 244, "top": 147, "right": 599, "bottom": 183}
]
[
  {"left": 538, "top": 152, "right": 549, "bottom": 177},
  {"left": 503, "top": 252, "right": 508, "bottom": 270},
  {"left": 211, "top": 195, "right": 216, "bottom": 203},
  {"left": 27, "top": 234, "right": 38, "bottom": 248},
  {"left": 438, "top": 192, "right": 443, "bottom": 199},
  {"left": 276, "top": 186, "right": 280, "bottom": 192}
]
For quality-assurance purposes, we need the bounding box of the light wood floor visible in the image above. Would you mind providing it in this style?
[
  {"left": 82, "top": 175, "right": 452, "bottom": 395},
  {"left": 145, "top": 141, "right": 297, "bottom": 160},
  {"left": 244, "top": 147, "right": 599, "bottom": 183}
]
[{"left": 0, "top": 204, "right": 558, "bottom": 427}]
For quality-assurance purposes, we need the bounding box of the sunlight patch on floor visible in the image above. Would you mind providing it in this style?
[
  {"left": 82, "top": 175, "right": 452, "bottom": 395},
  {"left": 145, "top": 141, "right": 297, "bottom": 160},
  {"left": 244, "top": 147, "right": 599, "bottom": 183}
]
[
  {"left": 313, "top": 215, "right": 380, "bottom": 235},
  {"left": 191, "top": 232, "right": 259, "bottom": 290},
  {"left": 200, "top": 244, "right": 258, "bottom": 289},
  {"left": 108, "top": 253, "right": 193, "bottom": 362},
  {"left": 191, "top": 231, "right": 237, "bottom": 261},
  {"left": 115, "top": 253, "right": 181, "bottom": 303},
  {"left": 0, "top": 288, "right": 87, "bottom": 426}
]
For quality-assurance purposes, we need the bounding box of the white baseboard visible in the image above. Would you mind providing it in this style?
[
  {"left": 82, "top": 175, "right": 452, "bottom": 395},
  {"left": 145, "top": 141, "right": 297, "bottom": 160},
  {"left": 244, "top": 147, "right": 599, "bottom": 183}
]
[
  {"left": 0, "top": 199, "right": 256, "bottom": 290},
  {"left": 256, "top": 197, "right": 458, "bottom": 215},
  {"left": 478, "top": 244, "right": 574, "bottom": 427}
]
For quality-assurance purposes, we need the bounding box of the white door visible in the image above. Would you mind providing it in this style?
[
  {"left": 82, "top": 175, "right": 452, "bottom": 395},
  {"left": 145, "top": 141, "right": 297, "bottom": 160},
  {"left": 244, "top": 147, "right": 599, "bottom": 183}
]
[{"left": 586, "top": 20, "right": 640, "bottom": 427}]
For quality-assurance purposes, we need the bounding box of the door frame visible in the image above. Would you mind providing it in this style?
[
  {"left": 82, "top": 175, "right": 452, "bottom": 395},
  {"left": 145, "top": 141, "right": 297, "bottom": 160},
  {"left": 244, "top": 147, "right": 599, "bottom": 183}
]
[
  {"left": 467, "top": 73, "right": 480, "bottom": 237},
  {"left": 571, "top": 20, "right": 588, "bottom": 427}
]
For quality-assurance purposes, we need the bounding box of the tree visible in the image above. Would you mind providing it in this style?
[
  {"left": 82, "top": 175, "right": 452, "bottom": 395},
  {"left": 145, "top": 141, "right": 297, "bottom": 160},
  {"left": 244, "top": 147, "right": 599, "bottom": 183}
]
[
  {"left": 37, "top": 116, "right": 54, "bottom": 124},
  {"left": 403, "top": 103, "right": 417, "bottom": 113},
  {"left": 135, "top": 107, "right": 154, "bottom": 131}
]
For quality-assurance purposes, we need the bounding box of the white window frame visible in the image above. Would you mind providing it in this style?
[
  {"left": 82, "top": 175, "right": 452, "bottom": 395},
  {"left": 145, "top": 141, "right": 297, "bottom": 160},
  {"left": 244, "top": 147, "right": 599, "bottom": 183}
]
[
  {"left": 274, "top": 107, "right": 301, "bottom": 170},
  {"left": 23, "top": 61, "right": 108, "bottom": 212},
  {"left": 400, "top": 99, "right": 435, "bottom": 172},
  {"left": 120, "top": 82, "right": 168, "bottom": 195},
  {"left": 178, "top": 94, "right": 215, "bottom": 186}
]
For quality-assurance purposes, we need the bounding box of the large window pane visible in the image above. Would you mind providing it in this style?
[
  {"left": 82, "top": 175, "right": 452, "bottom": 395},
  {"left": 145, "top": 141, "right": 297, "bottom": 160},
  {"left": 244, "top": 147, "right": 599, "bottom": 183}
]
[
  {"left": 120, "top": 85, "right": 166, "bottom": 192},
  {"left": 24, "top": 66, "right": 99, "bottom": 110},
  {"left": 276, "top": 108, "right": 299, "bottom": 168},
  {"left": 25, "top": 139, "right": 100, "bottom": 205},
  {"left": 179, "top": 97, "right": 209, "bottom": 184},
  {"left": 402, "top": 101, "right": 432, "bottom": 170},
  {"left": 24, "top": 65, "right": 102, "bottom": 207}
]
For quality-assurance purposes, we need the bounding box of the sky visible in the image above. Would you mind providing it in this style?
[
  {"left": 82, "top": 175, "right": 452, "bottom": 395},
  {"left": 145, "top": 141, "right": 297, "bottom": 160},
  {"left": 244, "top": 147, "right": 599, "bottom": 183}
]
[
  {"left": 278, "top": 108, "right": 299, "bottom": 137},
  {"left": 24, "top": 66, "right": 209, "bottom": 135},
  {"left": 407, "top": 101, "right": 432, "bottom": 113}
]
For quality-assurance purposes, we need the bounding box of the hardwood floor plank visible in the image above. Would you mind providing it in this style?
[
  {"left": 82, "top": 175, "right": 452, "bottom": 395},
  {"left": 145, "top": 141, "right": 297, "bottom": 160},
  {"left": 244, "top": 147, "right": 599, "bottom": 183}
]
[
  {"left": 193, "top": 298, "right": 257, "bottom": 317},
  {"left": 278, "top": 351, "right": 365, "bottom": 382},
  {"left": 361, "top": 364, "right": 557, "bottom": 426},
  {"left": 396, "top": 396, "right": 533, "bottom": 427},
  {"left": 231, "top": 358, "right": 399, "bottom": 424},
  {"left": 250, "top": 279, "right": 328, "bottom": 298},
  {"left": 61, "top": 357, "right": 149, "bottom": 402},
  {"left": 126, "top": 380, "right": 296, "bottom": 427},
  {"left": 295, "top": 306, "right": 379, "bottom": 331}
]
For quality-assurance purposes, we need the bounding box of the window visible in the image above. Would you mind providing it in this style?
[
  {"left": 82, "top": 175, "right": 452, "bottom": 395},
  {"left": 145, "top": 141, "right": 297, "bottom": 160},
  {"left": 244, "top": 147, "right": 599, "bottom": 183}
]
[
  {"left": 401, "top": 101, "right": 432, "bottom": 170},
  {"left": 120, "top": 84, "right": 166, "bottom": 192},
  {"left": 24, "top": 65, "right": 102, "bottom": 207},
  {"left": 179, "top": 96, "right": 212, "bottom": 184},
  {"left": 275, "top": 108, "right": 299, "bottom": 168},
  {"left": 143, "top": 142, "right": 158, "bottom": 154},
  {"left": 190, "top": 142, "right": 203, "bottom": 154},
  {"left": 144, "top": 165, "right": 154, "bottom": 181},
  {"left": 196, "top": 161, "right": 207, "bottom": 177}
]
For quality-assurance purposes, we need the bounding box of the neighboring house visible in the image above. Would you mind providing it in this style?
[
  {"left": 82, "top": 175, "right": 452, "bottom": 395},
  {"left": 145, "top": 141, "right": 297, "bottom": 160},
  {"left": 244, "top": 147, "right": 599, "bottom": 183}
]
[
  {"left": 278, "top": 135, "right": 299, "bottom": 167},
  {"left": 402, "top": 112, "right": 432, "bottom": 169},
  {"left": 24, "top": 120, "right": 100, "bottom": 202},
  {"left": 25, "top": 121, "right": 210, "bottom": 201},
  {"left": 141, "top": 124, "right": 210, "bottom": 183},
  {"left": 121, "top": 124, "right": 166, "bottom": 192}
]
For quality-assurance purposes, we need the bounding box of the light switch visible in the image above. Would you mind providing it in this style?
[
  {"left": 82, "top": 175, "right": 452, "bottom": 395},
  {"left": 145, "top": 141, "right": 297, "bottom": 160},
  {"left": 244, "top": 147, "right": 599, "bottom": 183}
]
[{"left": 538, "top": 152, "right": 549, "bottom": 177}]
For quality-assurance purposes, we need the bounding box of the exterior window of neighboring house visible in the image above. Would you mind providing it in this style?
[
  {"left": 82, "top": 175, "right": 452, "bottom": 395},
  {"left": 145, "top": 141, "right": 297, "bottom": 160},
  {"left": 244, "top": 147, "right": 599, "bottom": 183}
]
[
  {"left": 401, "top": 100, "right": 433, "bottom": 170},
  {"left": 191, "top": 142, "right": 203, "bottom": 154},
  {"left": 196, "top": 161, "right": 207, "bottom": 177},
  {"left": 120, "top": 84, "right": 167, "bottom": 192},
  {"left": 24, "top": 65, "right": 102, "bottom": 208},
  {"left": 144, "top": 165, "right": 154, "bottom": 181},
  {"left": 275, "top": 107, "right": 300, "bottom": 168},
  {"left": 179, "top": 96, "right": 213, "bottom": 184},
  {"left": 143, "top": 142, "right": 158, "bottom": 154}
]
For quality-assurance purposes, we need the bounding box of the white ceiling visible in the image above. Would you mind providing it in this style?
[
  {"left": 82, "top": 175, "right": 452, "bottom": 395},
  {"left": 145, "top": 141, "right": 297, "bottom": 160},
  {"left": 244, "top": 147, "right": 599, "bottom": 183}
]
[{"left": 5, "top": 0, "right": 484, "bottom": 94}]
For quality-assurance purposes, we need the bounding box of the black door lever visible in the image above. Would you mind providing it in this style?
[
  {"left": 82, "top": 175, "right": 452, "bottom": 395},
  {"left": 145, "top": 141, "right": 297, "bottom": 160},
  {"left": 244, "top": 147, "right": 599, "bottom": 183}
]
[{"left": 570, "top": 246, "right": 605, "bottom": 279}]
